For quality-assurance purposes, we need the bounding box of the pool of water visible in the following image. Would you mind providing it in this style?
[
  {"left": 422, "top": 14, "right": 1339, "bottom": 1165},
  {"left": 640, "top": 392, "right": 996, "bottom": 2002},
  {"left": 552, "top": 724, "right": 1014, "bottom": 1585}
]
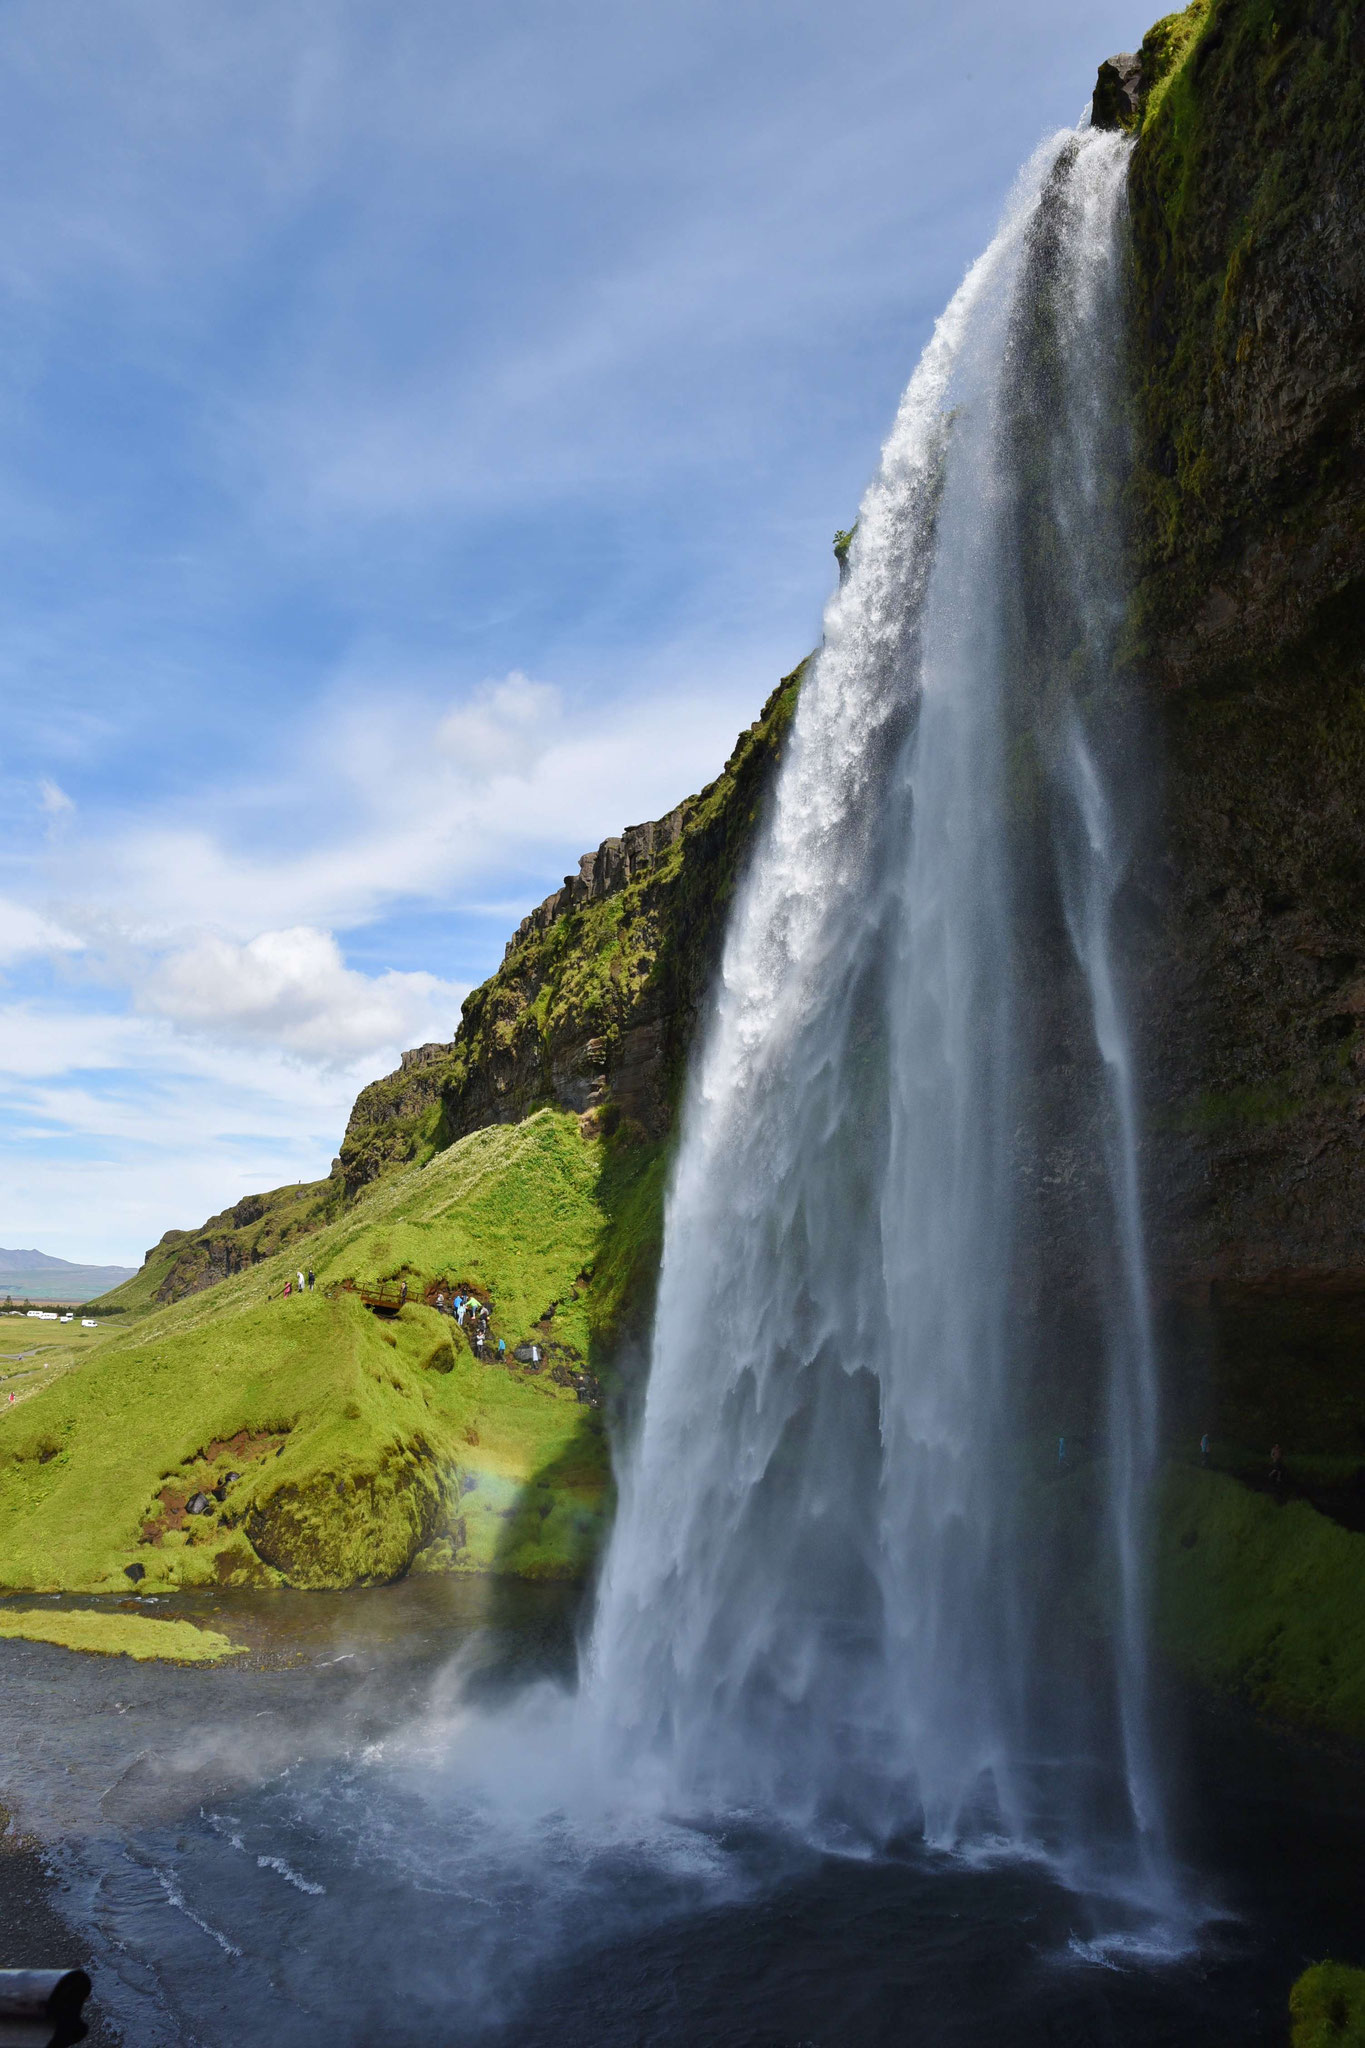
[{"left": 1, "top": 1580, "right": 1361, "bottom": 2045}]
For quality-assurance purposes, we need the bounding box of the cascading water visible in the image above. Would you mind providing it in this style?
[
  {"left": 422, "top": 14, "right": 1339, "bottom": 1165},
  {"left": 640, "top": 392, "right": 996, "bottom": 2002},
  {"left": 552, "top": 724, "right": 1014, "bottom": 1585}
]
[{"left": 585, "top": 125, "right": 1172, "bottom": 1897}]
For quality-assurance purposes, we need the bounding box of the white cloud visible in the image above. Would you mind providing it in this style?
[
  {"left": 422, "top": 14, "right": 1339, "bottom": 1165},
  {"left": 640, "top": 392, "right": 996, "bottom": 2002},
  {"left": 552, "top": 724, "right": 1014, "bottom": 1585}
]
[
  {"left": 436, "top": 671, "right": 562, "bottom": 776},
  {"left": 55, "top": 660, "right": 757, "bottom": 942},
  {"left": 142, "top": 925, "right": 465, "bottom": 1064},
  {"left": 0, "top": 896, "right": 84, "bottom": 965},
  {"left": 0, "top": 993, "right": 443, "bottom": 1262},
  {"left": 38, "top": 777, "right": 74, "bottom": 816}
]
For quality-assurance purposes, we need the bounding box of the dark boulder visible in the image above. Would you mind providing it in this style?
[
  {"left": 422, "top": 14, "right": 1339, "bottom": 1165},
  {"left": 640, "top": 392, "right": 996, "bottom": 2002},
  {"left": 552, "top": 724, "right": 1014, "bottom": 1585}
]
[
  {"left": 186, "top": 1492, "right": 211, "bottom": 1515},
  {"left": 1091, "top": 52, "right": 1141, "bottom": 130},
  {"left": 123, "top": 1562, "right": 145, "bottom": 1583}
]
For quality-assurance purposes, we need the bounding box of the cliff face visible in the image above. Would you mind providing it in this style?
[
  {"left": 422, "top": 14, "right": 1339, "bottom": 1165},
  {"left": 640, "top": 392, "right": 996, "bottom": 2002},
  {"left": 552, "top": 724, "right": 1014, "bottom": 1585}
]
[
  {"left": 1126, "top": 0, "right": 1365, "bottom": 1449},
  {"left": 339, "top": 668, "right": 802, "bottom": 1194}
]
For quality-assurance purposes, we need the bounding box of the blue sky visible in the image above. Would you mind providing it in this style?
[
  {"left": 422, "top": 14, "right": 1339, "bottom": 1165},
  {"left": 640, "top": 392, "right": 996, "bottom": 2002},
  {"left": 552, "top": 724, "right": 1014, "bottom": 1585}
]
[{"left": 0, "top": 0, "right": 1143, "bottom": 1264}]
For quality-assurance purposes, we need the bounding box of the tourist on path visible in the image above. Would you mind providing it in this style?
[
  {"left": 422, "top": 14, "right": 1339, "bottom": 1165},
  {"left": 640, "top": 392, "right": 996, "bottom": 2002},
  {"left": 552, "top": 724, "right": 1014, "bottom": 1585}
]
[{"left": 297, "top": 1270, "right": 305, "bottom": 1296}]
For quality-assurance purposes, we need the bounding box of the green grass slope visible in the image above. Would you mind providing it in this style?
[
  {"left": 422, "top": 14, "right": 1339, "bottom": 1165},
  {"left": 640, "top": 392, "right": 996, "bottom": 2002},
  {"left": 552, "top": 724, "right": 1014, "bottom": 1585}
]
[
  {"left": 0, "top": 1111, "right": 626, "bottom": 1595},
  {"left": 1292, "top": 1964, "right": 1365, "bottom": 2048},
  {"left": 1155, "top": 1466, "right": 1365, "bottom": 1741}
]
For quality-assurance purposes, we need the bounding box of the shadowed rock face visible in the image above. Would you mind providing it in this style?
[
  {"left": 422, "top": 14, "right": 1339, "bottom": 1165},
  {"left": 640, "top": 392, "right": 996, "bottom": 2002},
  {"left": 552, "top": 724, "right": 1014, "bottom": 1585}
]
[{"left": 1126, "top": 0, "right": 1365, "bottom": 1449}]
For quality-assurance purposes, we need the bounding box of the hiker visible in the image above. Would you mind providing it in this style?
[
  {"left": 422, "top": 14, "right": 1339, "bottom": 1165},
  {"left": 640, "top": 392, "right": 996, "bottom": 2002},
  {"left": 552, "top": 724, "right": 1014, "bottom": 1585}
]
[
  {"left": 1199, "top": 1431, "right": 1211, "bottom": 1468},
  {"left": 307, "top": 1269, "right": 314, "bottom": 1291},
  {"left": 466, "top": 1299, "right": 481, "bottom": 1322},
  {"left": 399, "top": 1279, "right": 408, "bottom": 1305},
  {"left": 283, "top": 1279, "right": 292, "bottom": 1296},
  {"left": 497, "top": 1338, "right": 506, "bottom": 1361},
  {"left": 456, "top": 1298, "right": 467, "bottom": 1326},
  {"left": 1268, "top": 1444, "right": 1287, "bottom": 1500},
  {"left": 297, "top": 1269, "right": 305, "bottom": 1295},
  {"left": 474, "top": 1330, "right": 485, "bottom": 1359},
  {"left": 435, "top": 1292, "right": 446, "bottom": 1314}
]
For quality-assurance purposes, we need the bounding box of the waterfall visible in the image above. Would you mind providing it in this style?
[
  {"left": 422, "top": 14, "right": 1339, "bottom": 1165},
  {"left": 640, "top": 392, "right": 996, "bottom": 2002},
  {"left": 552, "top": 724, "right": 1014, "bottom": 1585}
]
[{"left": 585, "top": 127, "right": 1169, "bottom": 1891}]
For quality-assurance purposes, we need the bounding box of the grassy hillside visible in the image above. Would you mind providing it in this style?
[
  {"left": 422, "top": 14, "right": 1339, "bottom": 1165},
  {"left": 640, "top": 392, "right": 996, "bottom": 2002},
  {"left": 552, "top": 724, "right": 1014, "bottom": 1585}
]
[
  {"left": 0, "top": 1111, "right": 650, "bottom": 1595},
  {"left": 92, "top": 1174, "right": 341, "bottom": 1315}
]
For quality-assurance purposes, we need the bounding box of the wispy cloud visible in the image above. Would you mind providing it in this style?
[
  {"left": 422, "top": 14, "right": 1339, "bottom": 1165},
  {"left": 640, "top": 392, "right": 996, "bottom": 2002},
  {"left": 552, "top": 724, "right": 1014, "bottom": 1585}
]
[{"left": 0, "top": 897, "right": 84, "bottom": 965}]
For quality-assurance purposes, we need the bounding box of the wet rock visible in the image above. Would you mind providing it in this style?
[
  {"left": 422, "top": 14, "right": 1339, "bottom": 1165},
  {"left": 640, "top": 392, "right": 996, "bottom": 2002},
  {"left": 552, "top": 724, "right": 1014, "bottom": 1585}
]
[
  {"left": 123, "top": 1562, "right": 145, "bottom": 1583},
  {"left": 186, "top": 1492, "right": 211, "bottom": 1515}
]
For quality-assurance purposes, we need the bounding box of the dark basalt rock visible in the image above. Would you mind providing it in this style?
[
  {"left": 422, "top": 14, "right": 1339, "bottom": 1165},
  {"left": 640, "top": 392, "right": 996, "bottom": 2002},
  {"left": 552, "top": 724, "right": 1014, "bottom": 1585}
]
[
  {"left": 186, "top": 1492, "right": 211, "bottom": 1515},
  {"left": 123, "top": 1562, "right": 145, "bottom": 1583},
  {"left": 1091, "top": 51, "right": 1142, "bottom": 129}
]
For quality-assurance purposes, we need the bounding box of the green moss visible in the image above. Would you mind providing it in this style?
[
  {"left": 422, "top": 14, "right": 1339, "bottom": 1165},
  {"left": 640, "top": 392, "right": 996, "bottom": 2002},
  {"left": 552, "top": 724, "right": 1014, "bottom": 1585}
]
[
  {"left": 1136, "top": 1, "right": 1211, "bottom": 130},
  {"left": 1291, "top": 1964, "right": 1365, "bottom": 2048},
  {"left": 0, "top": 1608, "right": 243, "bottom": 1663},
  {"left": 1166, "top": 1079, "right": 1304, "bottom": 1134},
  {"left": 1155, "top": 1466, "right": 1365, "bottom": 1740},
  {"left": 0, "top": 1112, "right": 614, "bottom": 1594}
]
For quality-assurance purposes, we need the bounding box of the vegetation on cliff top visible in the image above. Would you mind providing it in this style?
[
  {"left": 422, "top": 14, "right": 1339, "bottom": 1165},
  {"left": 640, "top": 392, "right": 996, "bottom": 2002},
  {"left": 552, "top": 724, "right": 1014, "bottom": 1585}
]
[
  {"left": 340, "top": 664, "right": 804, "bottom": 1191},
  {"left": 97, "top": 1174, "right": 342, "bottom": 1316},
  {"left": 0, "top": 1112, "right": 620, "bottom": 1594}
]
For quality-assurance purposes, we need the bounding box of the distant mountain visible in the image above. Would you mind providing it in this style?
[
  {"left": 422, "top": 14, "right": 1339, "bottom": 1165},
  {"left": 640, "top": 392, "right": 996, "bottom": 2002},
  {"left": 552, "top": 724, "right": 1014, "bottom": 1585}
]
[
  {"left": 0, "top": 1249, "right": 137, "bottom": 1304},
  {"left": 0, "top": 1248, "right": 135, "bottom": 1280}
]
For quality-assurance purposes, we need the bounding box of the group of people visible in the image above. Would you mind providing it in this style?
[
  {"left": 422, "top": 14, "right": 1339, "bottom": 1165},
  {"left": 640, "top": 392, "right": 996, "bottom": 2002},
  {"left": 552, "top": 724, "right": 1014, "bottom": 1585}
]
[
  {"left": 433, "top": 1289, "right": 507, "bottom": 1364},
  {"left": 281, "top": 1268, "right": 314, "bottom": 1297},
  {"left": 1202, "top": 1431, "right": 1292, "bottom": 1501}
]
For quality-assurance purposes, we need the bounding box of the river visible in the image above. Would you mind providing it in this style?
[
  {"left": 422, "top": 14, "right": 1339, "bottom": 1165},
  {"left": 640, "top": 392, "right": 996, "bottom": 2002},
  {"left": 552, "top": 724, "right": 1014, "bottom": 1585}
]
[{"left": 1, "top": 1582, "right": 1362, "bottom": 2045}]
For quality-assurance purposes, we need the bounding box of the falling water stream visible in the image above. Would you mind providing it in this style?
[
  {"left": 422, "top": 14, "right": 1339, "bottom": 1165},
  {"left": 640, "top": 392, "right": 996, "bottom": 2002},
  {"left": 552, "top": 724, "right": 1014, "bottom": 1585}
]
[
  {"left": 587, "top": 125, "right": 1170, "bottom": 1894},
  {"left": 12, "top": 125, "right": 1364, "bottom": 2048}
]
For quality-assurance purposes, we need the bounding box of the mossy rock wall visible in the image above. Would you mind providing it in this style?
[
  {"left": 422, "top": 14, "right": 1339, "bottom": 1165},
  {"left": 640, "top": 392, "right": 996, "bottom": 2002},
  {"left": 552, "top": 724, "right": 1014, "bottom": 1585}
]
[{"left": 1126, "top": 0, "right": 1365, "bottom": 1447}]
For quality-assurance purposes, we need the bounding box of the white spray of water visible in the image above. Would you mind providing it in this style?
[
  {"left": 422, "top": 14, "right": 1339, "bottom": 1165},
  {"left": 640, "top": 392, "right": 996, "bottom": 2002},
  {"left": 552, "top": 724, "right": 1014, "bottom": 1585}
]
[{"left": 583, "top": 127, "right": 1172, "bottom": 1897}]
